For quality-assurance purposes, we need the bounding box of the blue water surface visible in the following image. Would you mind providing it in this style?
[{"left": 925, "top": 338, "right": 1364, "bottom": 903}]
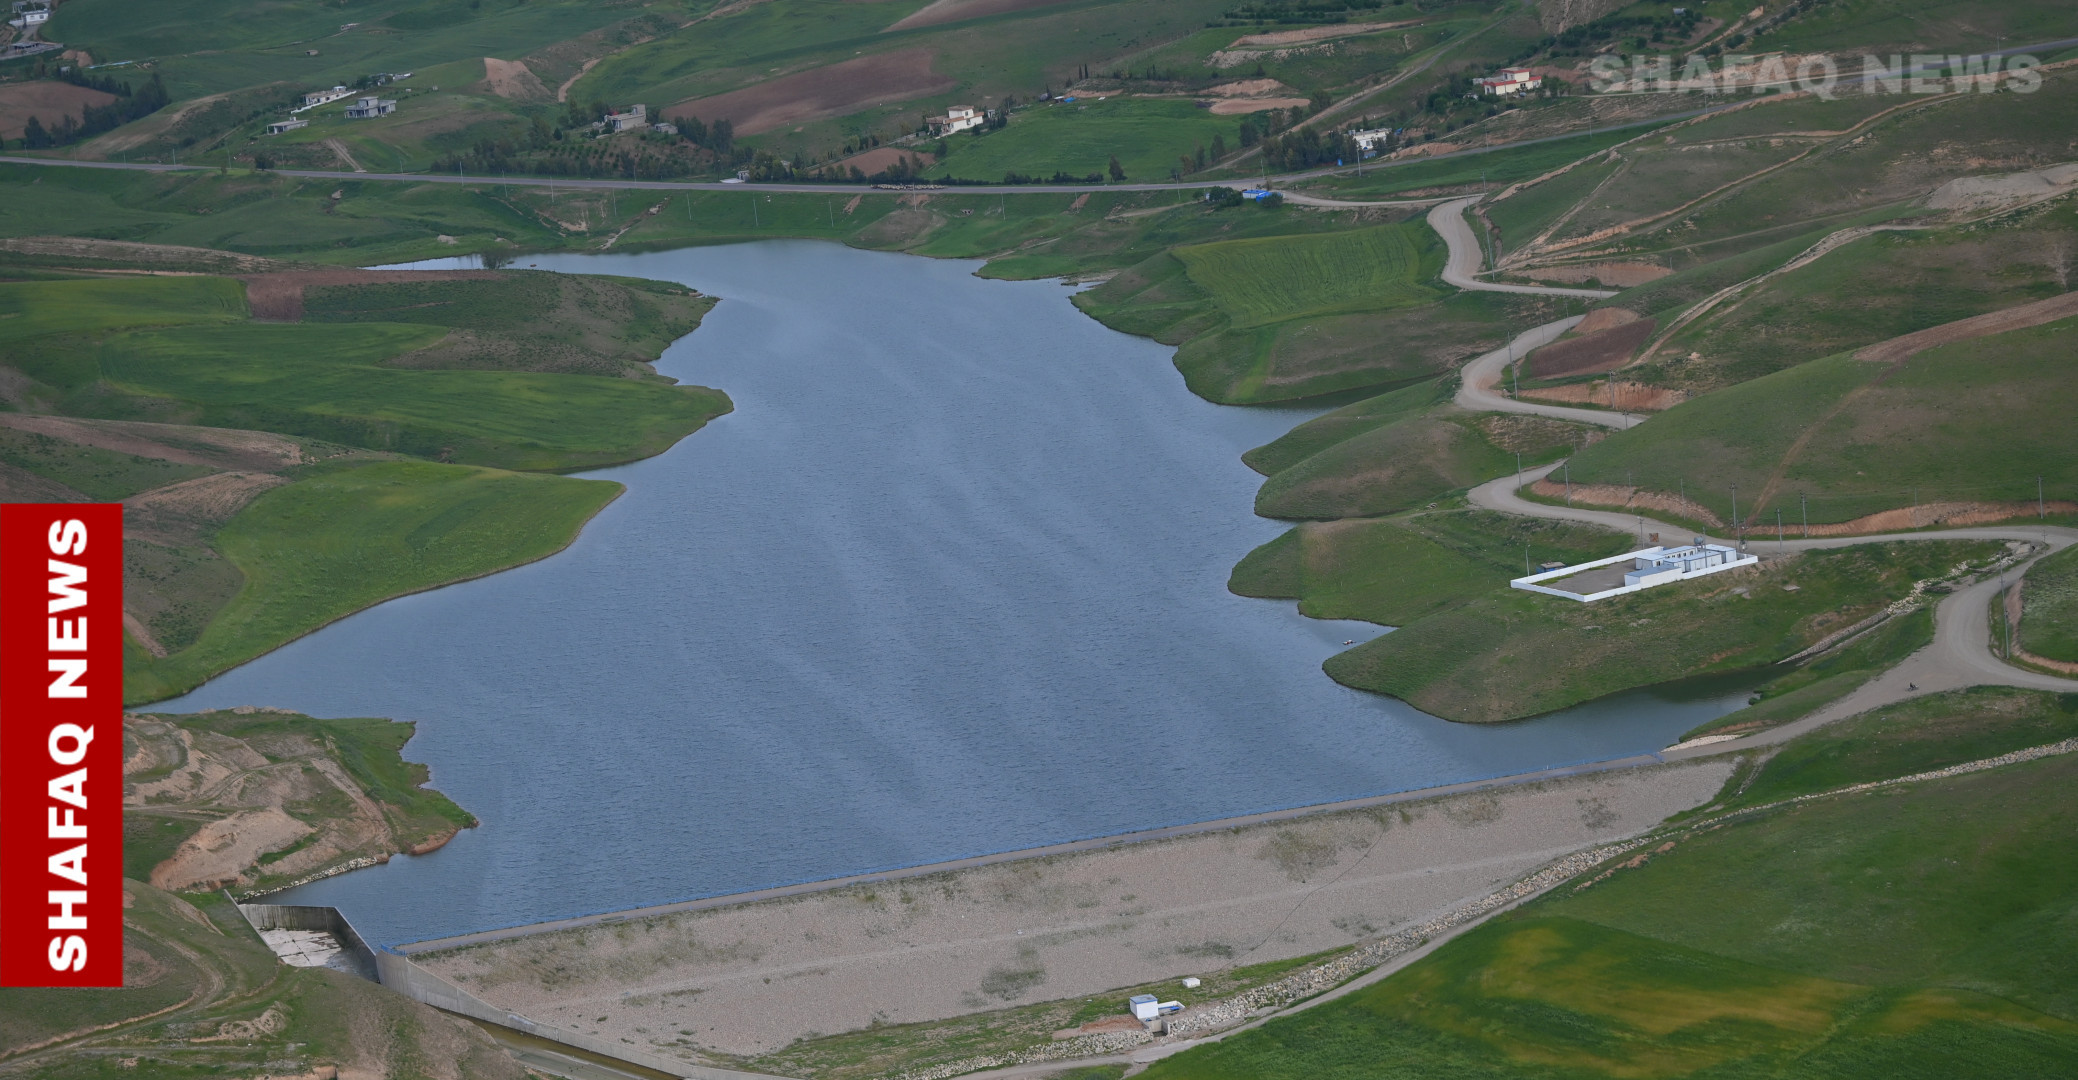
[{"left": 160, "top": 241, "right": 1746, "bottom": 945}]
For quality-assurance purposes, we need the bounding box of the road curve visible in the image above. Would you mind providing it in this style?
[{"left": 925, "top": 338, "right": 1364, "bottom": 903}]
[
  {"left": 1453, "top": 320, "right": 1643, "bottom": 429},
  {"left": 1429, "top": 196, "right": 1619, "bottom": 299},
  {"left": 1471, "top": 463, "right": 2078, "bottom": 755}
]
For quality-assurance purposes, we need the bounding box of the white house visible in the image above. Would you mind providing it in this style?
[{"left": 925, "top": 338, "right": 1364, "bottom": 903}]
[
  {"left": 927, "top": 105, "right": 985, "bottom": 136},
  {"left": 1349, "top": 127, "right": 1398, "bottom": 152},
  {"left": 265, "top": 118, "right": 309, "bottom": 135},
  {"left": 1476, "top": 67, "right": 1543, "bottom": 95},
  {"left": 297, "top": 86, "right": 353, "bottom": 112},
  {"left": 344, "top": 95, "right": 396, "bottom": 119},
  {"left": 603, "top": 103, "right": 648, "bottom": 133},
  {"left": 1511, "top": 540, "right": 1758, "bottom": 603}
]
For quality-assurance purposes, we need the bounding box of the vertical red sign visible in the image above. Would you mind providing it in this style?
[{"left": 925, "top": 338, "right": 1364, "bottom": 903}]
[{"left": 1, "top": 503, "right": 123, "bottom": 987}]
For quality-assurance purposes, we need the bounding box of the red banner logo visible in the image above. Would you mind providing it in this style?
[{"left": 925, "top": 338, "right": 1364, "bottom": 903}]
[{"left": 2, "top": 504, "right": 123, "bottom": 987}]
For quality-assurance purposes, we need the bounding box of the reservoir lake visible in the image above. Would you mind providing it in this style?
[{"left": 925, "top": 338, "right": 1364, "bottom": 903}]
[{"left": 160, "top": 240, "right": 1749, "bottom": 945}]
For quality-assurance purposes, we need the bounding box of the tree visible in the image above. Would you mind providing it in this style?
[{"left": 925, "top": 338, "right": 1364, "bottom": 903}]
[
  {"left": 22, "top": 116, "right": 49, "bottom": 150},
  {"left": 1107, "top": 155, "right": 1125, "bottom": 181},
  {"left": 1211, "top": 133, "right": 1226, "bottom": 159}
]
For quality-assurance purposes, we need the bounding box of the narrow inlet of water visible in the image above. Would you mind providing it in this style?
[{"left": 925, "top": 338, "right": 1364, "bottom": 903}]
[{"left": 159, "top": 240, "right": 1752, "bottom": 944}]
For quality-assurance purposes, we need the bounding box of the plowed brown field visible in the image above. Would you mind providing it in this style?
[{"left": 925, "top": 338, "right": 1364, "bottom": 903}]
[{"left": 665, "top": 49, "right": 953, "bottom": 135}]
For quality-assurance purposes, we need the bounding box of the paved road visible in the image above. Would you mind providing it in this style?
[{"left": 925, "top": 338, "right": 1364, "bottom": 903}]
[{"left": 1472, "top": 462, "right": 2078, "bottom": 755}]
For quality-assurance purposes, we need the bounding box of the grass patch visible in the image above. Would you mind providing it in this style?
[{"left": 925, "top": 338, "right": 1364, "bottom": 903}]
[
  {"left": 94, "top": 321, "right": 728, "bottom": 471},
  {"left": 1248, "top": 381, "right": 1591, "bottom": 520},
  {"left": 124, "top": 459, "right": 620, "bottom": 703},
  {"left": 1173, "top": 224, "right": 1437, "bottom": 329},
  {"left": 0, "top": 275, "right": 247, "bottom": 341},
  {"left": 937, "top": 99, "right": 1246, "bottom": 184},
  {"left": 2021, "top": 544, "right": 2078, "bottom": 663},
  {"left": 1562, "top": 315, "right": 2078, "bottom": 527},
  {"left": 1232, "top": 510, "right": 1632, "bottom": 627},
  {"left": 1325, "top": 540, "right": 2003, "bottom": 723},
  {"left": 1720, "top": 686, "right": 2078, "bottom": 811},
  {"left": 0, "top": 423, "right": 214, "bottom": 500}
]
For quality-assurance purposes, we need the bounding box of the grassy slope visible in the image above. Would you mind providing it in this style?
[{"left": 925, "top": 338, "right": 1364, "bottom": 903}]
[
  {"left": 1324, "top": 540, "right": 2000, "bottom": 723},
  {"left": 124, "top": 459, "right": 621, "bottom": 704},
  {"left": 1142, "top": 695, "right": 2078, "bottom": 1080},
  {"left": 1561, "top": 316, "right": 2078, "bottom": 525},
  {"left": 2021, "top": 544, "right": 2078, "bottom": 662},
  {"left": 1230, "top": 510, "right": 1632, "bottom": 627},
  {"left": 1074, "top": 222, "right": 1578, "bottom": 405},
  {"left": 1245, "top": 379, "right": 1591, "bottom": 520}
]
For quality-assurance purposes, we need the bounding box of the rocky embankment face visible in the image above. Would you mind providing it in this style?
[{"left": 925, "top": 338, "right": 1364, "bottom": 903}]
[{"left": 124, "top": 708, "right": 473, "bottom": 895}]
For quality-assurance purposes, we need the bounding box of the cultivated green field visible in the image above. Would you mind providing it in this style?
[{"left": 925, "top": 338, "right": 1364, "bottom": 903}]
[
  {"left": 1176, "top": 224, "right": 1436, "bottom": 327},
  {"left": 936, "top": 99, "right": 1246, "bottom": 183},
  {"left": 0, "top": 275, "right": 247, "bottom": 339},
  {"left": 1323, "top": 540, "right": 2001, "bottom": 723},
  {"left": 1143, "top": 693, "right": 2078, "bottom": 1079},
  {"left": 2021, "top": 545, "right": 2078, "bottom": 663},
  {"left": 1558, "top": 317, "right": 2078, "bottom": 527},
  {"left": 124, "top": 459, "right": 621, "bottom": 704}
]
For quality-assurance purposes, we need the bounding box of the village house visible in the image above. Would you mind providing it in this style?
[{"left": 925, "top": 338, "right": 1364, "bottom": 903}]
[
  {"left": 1511, "top": 540, "right": 1758, "bottom": 603},
  {"left": 265, "top": 118, "right": 309, "bottom": 135},
  {"left": 1348, "top": 127, "right": 1399, "bottom": 153},
  {"left": 602, "top": 103, "right": 648, "bottom": 133},
  {"left": 1475, "top": 67, "right": 1543, "bottom": 95},
  {"left": 9, "top": 2, "right": 49, "bottom": 28},
  {"left": 926, "top": 105, "right": 985, "bottom": 136},
  {"left": 344, "top": 95, "right": 396, "bottom": 119},
  {"left": 299, "top": 85, "right": 353, "bottom": 110}
]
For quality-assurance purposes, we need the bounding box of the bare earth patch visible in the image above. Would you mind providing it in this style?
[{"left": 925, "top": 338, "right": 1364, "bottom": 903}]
[
  {"left": 885, "top": 0, "right": 1081, "bottom": 32},
  {"left": 1519, "top": 378, "right": 1685, "bottom": 411},
  {"left": 1227, "top": 19, "right": 1420, "bottom": 47},
  {"left": 833, "top": 145, "right": 937, "bottom": 175},
  {"left": 126, "top": 472, "right": 290, "bottom": 524},
  {"left": 415, "top": 761, "right": 1732, "bottom": 1059},
  {"left": 1204, "top": 78, "right": 1296, "bottom": 97},
  {"left": 481, "top": 57, "right": 550, "bottom": 102},
  {"left": 1209, "top": 96, "right": 1311, "bottom": 116},
  {"left": 1529, "top": 261, "right": 1673, "bottom": 288},
  {"left": 0, "top": 81, "right": 118, "bottom": 140},
  {"left": 1526, "top": 316, "right": 1658, "bottom": 378},
  {"left": 665, "top": 49, "right": 952, "bottom": 135},
  {"left": 239, "top": 268, "right": 502, "bottom": 321}
]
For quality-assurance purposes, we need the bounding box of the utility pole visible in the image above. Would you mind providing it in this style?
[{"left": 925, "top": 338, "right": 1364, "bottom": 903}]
[
  {"left": 1564, "top": 460, "right": 1572, "bottom": 505},
  {"left": 1731, "top": 483, "right": 1740, "bottom": 547},
  {"left": 1776, "top": 509, "right": 1784, "bottom": 551},
  {"left": 751, "top": 193, "right": 758, "bottom": 227},
  {"left": 1525, "top": 543, "right": 1531, "bottom": 578},
  {"left": 2041, "top": 476, "right": 2047, "bottom": 519},
  {"left": 1515, "top": 450, "right": 1523, "bottom": 490},
  {"left": 1801, "top": 493, "right": 1808, "bottom": 537}
]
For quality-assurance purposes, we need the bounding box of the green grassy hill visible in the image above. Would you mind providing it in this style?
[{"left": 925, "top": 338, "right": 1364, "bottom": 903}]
[
  {"left": 1555, "top": 315, "right": 2078, "bottom": 529},
  {"left": 1242, "top": 377, "right": 1591, "bottom": 519},
  {"left": 1141, "top": 688, "right": 2078, "bottom": 1080},
  {"left": 2021, "top": 545, "right": 2078, "bottom": 663}
]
